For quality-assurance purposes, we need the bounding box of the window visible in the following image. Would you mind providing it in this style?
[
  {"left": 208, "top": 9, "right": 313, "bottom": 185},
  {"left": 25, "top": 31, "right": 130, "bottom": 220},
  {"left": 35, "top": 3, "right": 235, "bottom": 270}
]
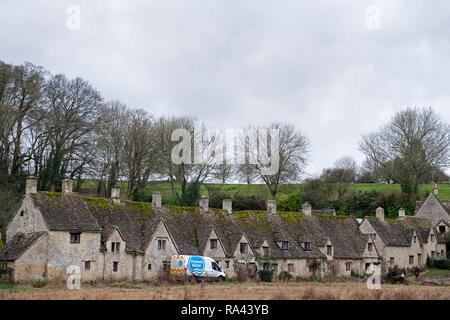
[
  {"left": 431, "top": 251, "right": 436, "bottom": 259},
  {"left": 281, "top": 241, "right": 289, "bottom": 250},
  {"left": 148, "top": 264, "right": 151, "bottom": 270},
  {"left": 225, "top": 261, "right": 229, "bottom": 269},
  {"left": 304, "top": 242, "right": 311, "bottom": 251},
  {"left": 113, "top": 262, "right": 118, "bottom": 272},
  {"left": 436, "top": 251, "right": 440, "bottom": 258},
  {"left": 262, "top": 247, "right": 269, "bottom": 257},
  {"left": 210, "top": 239, "right": 217, "bottom": 249},
  {"left": 346, "top": 262, "right": 351, "bottom": 272},
  {"left": 309, "top": 265, "right": 314, "bottom": 272},
  {"left": 368, "top": 243, "right": 373, "bottom": 252},
  {"left": 409, "top": 255, "right": 414, "bottom": 265},
  {"left": 240, "top": 242, "right": 248, "bottom": 254},
  {"left": 85, "top": 261, "right": 90, "bottom": 270},
  {"left": 430, "top": 234, "right": 435, "bottom": 242},
  {"left": 413, "top": 236, "right": 417, "bottom": 244},
  {"left": 111, "top": 242, "right": 120, "bottom": 253},
  {"left": 439, "top": 226, "right": 446, "bottom": 234},
  {"left": 70, "top": 233, "right": 80, "bottom": 244},
  {"left": 372, "top": 234, "right": 376, "bottom": 241},
  {"left": 212, "top": 262, "right": 221, "bottom": 271},
  {"left": 287, "top": 264, "right": 294, "bottom": 273},
  {"left": 0, "top": 262, "right": 7, "bottom": 269},
  {"left": 327, "top": 245, "right": 332, "bottom": 255},
  {"left": 158, "top": 239, "right": 166, "bottom": 250},
  {"left": 20, "top": 210, "right": 24, "bottom": 217},
  {"left": 390, "top": 257, "right": 394, "bottom": 265}
]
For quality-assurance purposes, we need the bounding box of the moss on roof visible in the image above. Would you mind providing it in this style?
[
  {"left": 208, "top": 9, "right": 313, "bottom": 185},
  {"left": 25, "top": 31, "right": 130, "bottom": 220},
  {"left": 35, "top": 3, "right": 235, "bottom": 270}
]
[
  {"left": 125, "top": 201, "right": 152, "bottom": 216},
  {"left": 234, "top": 210, "right": 272, "bottom": 235},
  {"left": 83, "top": 197, "right": 121, "bottom": 212},
  {"left": 278, "top": 211, "right": 304, "bottom": 225},
  {"left": 166, "top": 205, "right": 200, "bottom": 219},
  {"left": 315, "top": 214, "right": 349, "bottom": 223},
  {"left": 42, "top": 192, "right": 63, "bottom": 197}
]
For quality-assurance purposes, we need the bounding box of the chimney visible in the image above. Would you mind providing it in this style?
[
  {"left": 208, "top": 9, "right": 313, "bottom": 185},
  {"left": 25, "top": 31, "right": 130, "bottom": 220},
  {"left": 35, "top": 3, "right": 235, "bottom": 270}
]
[
  {"left": 62, "top": 179, "right": 73, "bottom": 193},
  {"left": 111, "top": 187, "right": 121, "bottom": 205},
  {"left": 25, "top": 176, "right": 37, "bottom": 195},
  {"left": 398, "top": 207, "right": 406, "bottom": 219},
  {"left": 376, "top": 207, "right": 385, "bottom": 221},
  {"left": 152, "top": 191, "right": 162, "bottom": 209},
  {"left": 302, "top": 202, "right": 312, "bottom": 216},
  {"left": 267, "top": 200, "right": 276, "bottom": 214},
  {"left": 433, "top": 184, "right": 439, "bottom": 197},
  {"left": 223, "top": 199, "right": 232, "bottom": 214},
  {"left": 199, "top": 196, "right": 209, "bottom": 212}
]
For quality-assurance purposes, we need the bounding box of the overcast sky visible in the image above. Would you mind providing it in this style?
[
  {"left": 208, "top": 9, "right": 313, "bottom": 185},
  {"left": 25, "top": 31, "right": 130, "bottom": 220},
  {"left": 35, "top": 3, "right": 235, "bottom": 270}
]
[{"left": 1, "top": 0, "right": 449, "bottom": 177}]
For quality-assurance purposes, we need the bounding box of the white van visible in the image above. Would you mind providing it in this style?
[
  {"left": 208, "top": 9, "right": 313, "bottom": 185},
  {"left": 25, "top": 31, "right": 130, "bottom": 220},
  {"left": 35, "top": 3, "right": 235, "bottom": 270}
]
[{"left": 170, "top": 255, "right": 226, "bottom": 282}]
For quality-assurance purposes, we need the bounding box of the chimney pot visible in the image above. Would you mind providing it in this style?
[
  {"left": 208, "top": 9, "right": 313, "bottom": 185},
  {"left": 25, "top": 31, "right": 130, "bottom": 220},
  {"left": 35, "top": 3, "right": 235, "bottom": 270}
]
[
  {"left": 302, "top": 202, "right": 312, "bottom": 216},
  {"left": 111, "top": 187, "right": 121, "bottom": 204},
  {"left": 223, "top": 199, "right": 232, "bottom": 214},
  {"left": 26, "top": 176, "right": 37, "bottom": 195},
  {"left": 433, "top": 184, "right": 438, "bottom": 197},
  {"left": 398, "top": 207, "right": 406, "bottom": 219},
  {"left": 152, "top": 191, "right": 162, "bottom": 209},
  {"left": 199, "top": 196, "right": 209, "bottom": 212},
  {"left": 376, "top": 207, "right": 385, "bottom": 221},
  {"left": 62, "top": 179, "right": 73, "bottom": 193},
  {"left": 267, "top": 200, "right": 276, "bottom": 214}
]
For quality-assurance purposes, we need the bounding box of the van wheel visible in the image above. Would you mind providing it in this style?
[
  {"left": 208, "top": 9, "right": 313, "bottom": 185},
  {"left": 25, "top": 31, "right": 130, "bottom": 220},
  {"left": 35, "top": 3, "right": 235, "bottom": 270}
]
[{"left": 218, "top": 276, "right": 225, "bottom": 283}]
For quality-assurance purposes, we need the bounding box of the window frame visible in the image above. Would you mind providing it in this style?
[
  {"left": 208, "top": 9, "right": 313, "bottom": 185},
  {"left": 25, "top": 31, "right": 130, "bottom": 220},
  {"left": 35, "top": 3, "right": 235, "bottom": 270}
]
[
  {"left": 210, "top": 239, "right": 218, "bottom": 249},
  {"left": 240, "top": 242, "right": 248, "bottom": 254},
  {"left": 287, "top": 264, "right": 294, "bottom": 273},
  {"left": 281, "top": 241, "right": 289, "bottom": 250},
  {"left": 70, "top": 232, "right": 81, "bottom": 244},
  {"left": 85, "top": 261, "right": 90, "bottom": 270},
  {"left": 326, "top": 245, "right": 332, "bottom": 255},
  {"left": 113, "top": 261, "right": 118, "bottom": 272},
  {"left": 304, "top": 242, "right": 311, "bottom": 251}
]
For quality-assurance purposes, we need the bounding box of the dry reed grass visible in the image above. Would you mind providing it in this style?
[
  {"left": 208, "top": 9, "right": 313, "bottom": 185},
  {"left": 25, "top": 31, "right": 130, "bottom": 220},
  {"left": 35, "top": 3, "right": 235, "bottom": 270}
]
[{"left": 0, "top": 281, "right": 448, "bottom": 300}]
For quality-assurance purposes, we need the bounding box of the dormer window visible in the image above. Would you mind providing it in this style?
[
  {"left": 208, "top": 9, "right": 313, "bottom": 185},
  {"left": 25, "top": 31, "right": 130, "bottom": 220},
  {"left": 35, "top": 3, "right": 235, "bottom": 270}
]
[
  {"left": 281, "top": 241, "right": 289, "bottom": 250},
  {"left": 20, "top": 210, "right": 24, "bottom": 217},
  {"left": 262, "top": 246, "right": 269, "bottom": 257},
  {"left": 304, "top": 242, "right": 311, "bottom": 251},
  {"left": 368, "top": 243, "right": 373, "bottom": 252},
  {"left": 430, "top": 234, "right": 435, "bottom": 242},
  {"left": 439, "top": 226, "right": 446, "bottom": 234},
  {"left": 240, "top": 242, "right": 248, "bottom": 254},
  {"left": 111, "top": 242, "right": 120, "bottom": 253},
  {"left": 372, "top": 234, "right": 376, "bottom": 241},
  {"left": 327, "top": 245, "right": 332, "bottom": 255},
  {"left": 158, "top": 239, "right": 166, "bottom": 250},
  {"left": 210, "top": 239, "right": 217, "bottom": 249},
  {"left": 413, "top": 236, "right": 417, "bottom": 244}
]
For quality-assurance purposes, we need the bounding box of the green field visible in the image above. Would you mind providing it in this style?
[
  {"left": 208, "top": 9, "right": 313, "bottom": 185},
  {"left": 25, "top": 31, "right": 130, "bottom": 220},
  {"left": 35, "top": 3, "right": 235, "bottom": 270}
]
[{"left": 81, "top": 181, "right": 450, "bottom": 201}]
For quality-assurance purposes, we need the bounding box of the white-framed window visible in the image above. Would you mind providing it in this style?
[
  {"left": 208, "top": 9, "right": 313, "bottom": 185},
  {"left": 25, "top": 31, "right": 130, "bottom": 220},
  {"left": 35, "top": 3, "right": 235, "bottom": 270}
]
[
  {"left": 111, "top": 242, "right": 120, "bottom": 253},
  {"left": 345, "top": 262, "right": 351, "bottom": 271},
  {"left": 158, "top": 239, "right": 166, "bottom": 250}
]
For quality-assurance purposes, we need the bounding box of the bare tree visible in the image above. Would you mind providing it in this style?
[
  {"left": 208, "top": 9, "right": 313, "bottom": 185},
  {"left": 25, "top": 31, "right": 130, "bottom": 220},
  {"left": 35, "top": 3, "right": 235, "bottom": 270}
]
[
  {"left": 247, "top": 122, "right": 310, "bottom": 198},
  {"left": 360, "top": 107, "right": 450, "bottom": 193}
]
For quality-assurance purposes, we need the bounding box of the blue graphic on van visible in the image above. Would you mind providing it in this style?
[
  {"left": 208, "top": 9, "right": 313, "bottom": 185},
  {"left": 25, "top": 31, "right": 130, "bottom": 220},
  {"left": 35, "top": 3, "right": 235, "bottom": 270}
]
[{"left": 188, "top": 256, "right": 205, "bottom": 275}]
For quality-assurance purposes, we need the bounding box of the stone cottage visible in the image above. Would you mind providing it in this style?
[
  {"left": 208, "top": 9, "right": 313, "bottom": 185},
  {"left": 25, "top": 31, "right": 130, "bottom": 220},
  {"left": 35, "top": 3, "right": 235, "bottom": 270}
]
[{"left": 0, "top": 177, "right": 445, "bottom": 282}]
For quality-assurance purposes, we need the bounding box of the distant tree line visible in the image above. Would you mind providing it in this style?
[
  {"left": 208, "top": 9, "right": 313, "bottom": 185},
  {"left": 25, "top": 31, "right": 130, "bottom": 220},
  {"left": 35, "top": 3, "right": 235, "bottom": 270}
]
[{"left": 0, "top": 60, "right": 449, "bottom": 233}]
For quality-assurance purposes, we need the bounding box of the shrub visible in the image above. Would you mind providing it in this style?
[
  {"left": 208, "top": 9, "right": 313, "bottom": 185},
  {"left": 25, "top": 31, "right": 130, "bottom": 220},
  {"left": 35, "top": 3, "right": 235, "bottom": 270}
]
[
  {"left": 32, "top": 278, "right": 47, "bottom": 288},
  {"left": 277, "top": 193, "right": 302, "bottom": 212},
  {"left": 0, "top": 239, "right": 3, "bottom": 248},
  {"left": 258, "top": 270, "right": 273, "bottom": 282},
  {"left": 434, "top": 259, "right": 450, "bottom": 270},
  {"left": 232, "top": 194, "right": 265, "bottom": 211},
  {"left": 278, "top": 271, "right": 293, "bottom": 282}
]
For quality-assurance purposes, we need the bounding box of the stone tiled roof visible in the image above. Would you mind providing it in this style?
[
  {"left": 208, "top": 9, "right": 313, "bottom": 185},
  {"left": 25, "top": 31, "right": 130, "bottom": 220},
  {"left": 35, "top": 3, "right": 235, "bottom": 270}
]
[
  {"left": 366, "top": 217, "right": 412, "bottom": 247},
  {"left": 415, "top": 193, "right": 450, "bottom": 226},
  {"left": 402, "top": 216, "right": 432, "bottom": 244},
  {"left": 32, "top": 193, "right": 102, "bottom": 232},
  {"left": 0, "top": 232, "right": 46, "bottom": 261}
]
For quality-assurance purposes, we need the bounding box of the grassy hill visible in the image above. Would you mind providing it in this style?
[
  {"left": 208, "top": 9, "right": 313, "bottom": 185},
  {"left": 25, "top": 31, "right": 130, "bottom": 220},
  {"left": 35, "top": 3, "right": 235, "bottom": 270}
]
[{"left": 81, "top": 181, "right": 450, "bottom": 201}]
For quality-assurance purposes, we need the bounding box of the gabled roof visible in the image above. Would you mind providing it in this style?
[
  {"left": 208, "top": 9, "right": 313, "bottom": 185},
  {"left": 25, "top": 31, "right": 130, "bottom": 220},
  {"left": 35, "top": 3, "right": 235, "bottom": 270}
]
[
  {"left": 401, "top": 216, "right": 433, "bottom": 244},
  {"left": 0, "top": 232, "right": 46, "bottom": 261},
  {"left": 365, "top": 217, "right": 411, "bottom": 247},
  {"left": 415, "top": 193, "right": 450, "bottom": 226},
  {"left": 32, "top": 193, "right": 102, "bottom": 232}
]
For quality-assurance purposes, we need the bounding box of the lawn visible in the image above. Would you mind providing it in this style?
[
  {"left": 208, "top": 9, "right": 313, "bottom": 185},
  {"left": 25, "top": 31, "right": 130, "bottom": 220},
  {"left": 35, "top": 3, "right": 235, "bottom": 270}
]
[{"left": 1, "top": 281, "right": 449, "bottom": 300}]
